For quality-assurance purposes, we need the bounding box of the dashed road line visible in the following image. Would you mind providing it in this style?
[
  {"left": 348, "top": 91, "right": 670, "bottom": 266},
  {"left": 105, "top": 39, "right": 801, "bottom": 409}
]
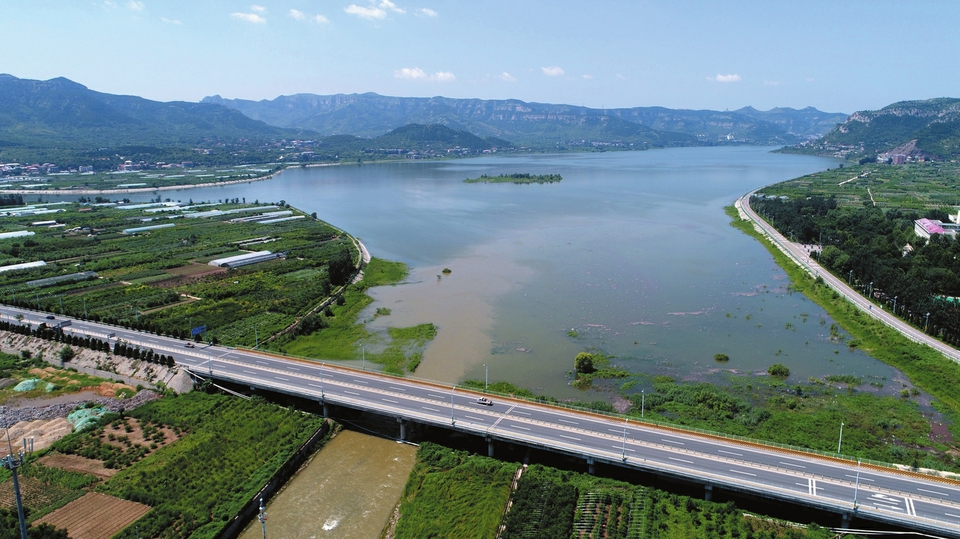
[
  {"left": 422, "top": 406, "right": 440, "bottom": 412},
  {"left": 669, "top": 457, "right": 693, "bottom": 464},
  {"left": 780, "top": 462, "right": 805, "bottom": 469},
  {"left": 661, "top": 438, "right": 684, "bottom": 445},
  {"left": 344, "top": 390, "right": 360, "bottom": 396},
  {"left": 559, "top": 434, "right": 581, "bottom": 441},
  {"left": 917, "top": 488, "right": 949, "bottom": 497},
  {"left": 730, "top": 469, "right": 757, "bottom": 477},
  {"left": 382, "top": 398, "right": 399, "bottom": 404},
  {"left": 718, "top": 450, "right": 743, "bottom": 457}
]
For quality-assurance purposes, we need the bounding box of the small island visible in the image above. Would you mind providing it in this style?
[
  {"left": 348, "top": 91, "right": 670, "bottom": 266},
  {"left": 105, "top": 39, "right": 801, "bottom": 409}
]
[{"left": 463, "top": 173, "right": 562, "bottom": 184}]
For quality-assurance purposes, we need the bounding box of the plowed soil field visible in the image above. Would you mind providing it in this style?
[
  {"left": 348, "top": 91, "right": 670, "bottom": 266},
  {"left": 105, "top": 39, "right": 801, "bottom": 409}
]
[{"left": 35, "top": 492, "right": 151, "bottom": 539}]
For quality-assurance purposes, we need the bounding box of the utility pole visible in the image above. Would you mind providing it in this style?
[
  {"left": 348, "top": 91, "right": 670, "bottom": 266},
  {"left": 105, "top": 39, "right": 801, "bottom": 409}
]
[
  {"left": 450, "top": 385, "right": 456, "bottom": 425},
  {"left": 925, "top": 312, "right": 931, "bottom": 333},
  {"left": 3, "top": 432, "right": 28, "bottom": 539},
  {"left": 837, "top": 421, "right": 844, "bottom": 454},
  {"left": 641, "top": 389, "right": 645, "bottom": 419},
  {"left": 892, "top": 296, "right": 897, "bottom": 315},
  {"left": 484, "top": 363, "right": 488, "bottom": 390},
  {"left": 620, "top": 418, "right": 628, "bottom": 461},
  {"left": 853, "top": 460, "right": 862, "bottom": 510}
]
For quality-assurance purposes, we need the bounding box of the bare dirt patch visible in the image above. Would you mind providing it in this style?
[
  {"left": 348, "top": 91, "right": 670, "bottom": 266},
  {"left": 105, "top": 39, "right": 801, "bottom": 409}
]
[
  {"left": 35, "top": 492, "right": 151, "bottom": 539},
  {"left": 39, "top": 453, "right": 118, "bottom": 480},
  {"left": 153, "top": 262, "right": 227, "bottom": 288},
  {"left": 0, "top": 418, "right": 73, "bottom": 457}
]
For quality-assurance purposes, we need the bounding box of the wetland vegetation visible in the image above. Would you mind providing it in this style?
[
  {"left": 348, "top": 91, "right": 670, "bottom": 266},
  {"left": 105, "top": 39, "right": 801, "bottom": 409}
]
[{"left": 463, "top": 173, "right": 562, "bottom": 184}]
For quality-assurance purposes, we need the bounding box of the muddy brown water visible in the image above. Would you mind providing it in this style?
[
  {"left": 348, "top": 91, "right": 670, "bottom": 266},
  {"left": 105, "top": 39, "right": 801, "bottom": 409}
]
[{"left": 238, "top": 430, "right": 417, "bottom": 539}]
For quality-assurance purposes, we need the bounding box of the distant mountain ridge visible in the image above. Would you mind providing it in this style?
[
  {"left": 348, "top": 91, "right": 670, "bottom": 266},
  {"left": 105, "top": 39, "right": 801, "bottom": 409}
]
[
  {"left": 202, "top": 92, "right": 846, "bottom": 146},
  {"left": 0, "top": 74, "right": 308, "bottom": 148},
  {"left": 803, "top": 97, "right": 960, "bottom": 159}
]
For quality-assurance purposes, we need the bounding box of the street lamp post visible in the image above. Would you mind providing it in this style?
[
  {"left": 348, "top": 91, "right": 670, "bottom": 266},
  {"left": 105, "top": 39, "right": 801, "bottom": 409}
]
[
  {"left": 621, "top": 418, "right": 628, "bottom": 461},
  {"left": 925, "top": 312, "right": 931, "bottom": 333},
  {"left": 848, "top": 270, "right": 853, "bottom": 284},
  {"left": 320, "top": 362, "right": 325, "bottom": 398},
  {"left": 837, "top": 421, "right": 844, "bottom": 454},
  {"left": 641, "top": 389, "right": 645, "bottom": 419},
  {"left": 893, "top": 296, "right": 897, "bottom": 315},
  {"left": 450, "top": 385, "right": 456, "bottom": 425},
  {"left": 853, "top": 459, "right": 862, "bottom": 510},
  {"left": 484, "top": 363, "right": 488, "bottom": 390},
  {"left": 868, "top": 282, "right": 873, "bottom": 300}
]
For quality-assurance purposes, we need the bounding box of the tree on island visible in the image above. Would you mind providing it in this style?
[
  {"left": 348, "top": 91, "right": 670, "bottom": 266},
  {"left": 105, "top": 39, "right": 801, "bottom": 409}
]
[{"left": 575, "top": 352, "right": 596, "bottom": 374}]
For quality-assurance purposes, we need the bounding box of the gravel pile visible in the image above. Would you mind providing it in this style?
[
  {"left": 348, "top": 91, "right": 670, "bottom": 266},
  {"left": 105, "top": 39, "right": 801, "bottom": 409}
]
[{"left": 0, "top": 390, "right": 160, "bottom": 429}]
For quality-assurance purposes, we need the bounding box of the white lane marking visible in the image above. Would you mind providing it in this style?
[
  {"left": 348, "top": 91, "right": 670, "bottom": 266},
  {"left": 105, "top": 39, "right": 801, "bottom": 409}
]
[
  {"left": 428, "top": 393, "right": 445, "bottom": 399},
  {"left": 256, "top": 360, "right": 268, "bottom": 365},
  {"left": 389, "top": 386, "right": 407, "bottom": 392},
  {"left": 780, "top": 462, "right": 805, "bottom": 469},
  {"left": 509, "top": 424, "right": 531, "bottom": 431},
  {"left": 917, "top": 487, "right": 949, "bottom": 497},
  {"left": 287, "top": 366, "right": 300, "bottom": 371},
  {"left": 808, "top": 479, "right": 816, "bottom": 496},
  {"left": 905, "top": 497, "right": 916, "bottom": 517},
  {"left": 873, "top": 502, "right": 903, "bottom": 511},
  {"left": 945, "top": 512, "right": 960, "bottom": 519},
  {"left": 344, "top": 390, "right": 360, "bottom": 396},
  {"left": 243, "top": 370, "right": 257, "bottom": 375},
  {"left": 382, "top": 398, "right": 399, "bottom": 404},
  {"left": 463, "top": 415, "right": 485, "bottom": 421},
  {"left": 559, "top": 434, "right": 581, "bottom": 441},
  {"left": 559, "top": 419, "right": 578, "bottom": 425},
  {"left": 422, "top": 406, "right": 440, "bottom": 412},
  {"left": 513, "top": 411, "right": 531, "bottom": 416},
  {"left": 661, "top": 438, "right": 684, "bottom": 445},
  {"left": 275, "top": 376, "right": 288, "bottom": 381},
  {"left": 352, "top": 379, "right": 369, "bottom": 384},
  {"left": 308, "top": 383, "right": 322, "bottom": 388},
  {"left": 729, "top": 469, "right": 757, "bottom": 477},
  {"left": 669, "top": 457, "right": 693, "bottom": 464},
  {"left": 612, "top": 445, "right": 636, "bottom": 452},
  {"left": 718, "top": 450, "right": 742, "bottom": 457}
]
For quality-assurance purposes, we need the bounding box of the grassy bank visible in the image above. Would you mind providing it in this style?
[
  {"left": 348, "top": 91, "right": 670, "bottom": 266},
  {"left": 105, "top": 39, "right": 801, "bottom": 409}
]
[
  {"left": 727, "top": 206, "right": 960, "bottom": 422},
  {"left": 389, "top": 443, "right": 517, "bottom": 539},
  {"left": 280, "top": 258, "right": 438, "bottom": 374}
]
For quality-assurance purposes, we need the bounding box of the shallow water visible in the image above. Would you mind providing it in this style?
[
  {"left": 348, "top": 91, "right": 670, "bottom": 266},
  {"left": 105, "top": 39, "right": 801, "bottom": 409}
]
[
  {"left": 60, "top": 147, "right": 904, "bottom": 398},
  {"left": 237, "top": 430, "right": 416, "bottom": 539}
]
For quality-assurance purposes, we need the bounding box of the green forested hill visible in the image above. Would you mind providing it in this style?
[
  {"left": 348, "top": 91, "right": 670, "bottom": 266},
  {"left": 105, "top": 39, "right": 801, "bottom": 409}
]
[{"left": 797, "top": 97, "right": 960, "bottom": 159}]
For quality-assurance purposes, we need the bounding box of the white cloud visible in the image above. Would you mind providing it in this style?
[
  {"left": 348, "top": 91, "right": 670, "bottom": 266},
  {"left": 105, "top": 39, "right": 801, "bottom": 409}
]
[
  {"left": 127, "top": 1, "right": 145, "bottom": 11},
  {"left": 288, "top": 9, "right": 305, "bottom": 19},
  {"left": 499, "top": 72, "right": 517, "bottom": 82},
  {"left": 709, "top": 73, "right": 742, "bottom": 83},
  {"left": 231, "top": 12, "right": 266, "bottom": 23},
  {"left": 616, "top": 74, "right": 627, "bottom": 80},
  {"left": 160, "top": 16, "right": 182, "bottom": 25},
  {"left": 582, "top": 74, "right": 593, "bottom": 80},
  {"left": 289, "top": 9, "right": 328, "bottom": 24},
  {"left": 345, "top": 4, "right": 386, "bottom": 19},
  {"left": 379, "top": 0, "right": 405, "bottom": 13},
  {"left": 418, "top": 7, "right": 438, "bottom": 17},
  {"left": 541, "top": 66, "right": 564, "bottom": 77},
  {"left": 313, "top": 14, "right": 330, "bottom": 23},
  {"left": 395, "top": 67, "right": 426, "bottom": 79},
  {"left": 394, "top": 67, "right": 455, "bottom": 82},
  {"left": 250, "top": 5, "right": 267, "bottom": 13}
]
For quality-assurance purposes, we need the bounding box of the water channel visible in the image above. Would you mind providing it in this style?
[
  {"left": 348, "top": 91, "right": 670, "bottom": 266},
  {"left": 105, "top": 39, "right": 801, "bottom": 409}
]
[
  {"left": 237, "top": 429, "right": 416, "bottom": 539},
  {"left": 79, "top": 147, "right": 903, "bottom": 399}
]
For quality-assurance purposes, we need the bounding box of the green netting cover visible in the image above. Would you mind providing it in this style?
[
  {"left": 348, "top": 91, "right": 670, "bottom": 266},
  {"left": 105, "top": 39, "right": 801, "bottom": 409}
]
[
  {"left": 12, "top": 378, "right": 42, "bottom": 392},
  {"left": 67, "top": 405, "right": 107, "bottom": 432}
]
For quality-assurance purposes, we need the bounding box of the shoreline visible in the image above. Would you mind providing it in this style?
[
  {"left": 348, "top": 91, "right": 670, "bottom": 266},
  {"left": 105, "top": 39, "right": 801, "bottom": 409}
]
[{"left": 0, "top": 162, "right": 345, "bottom": 196}]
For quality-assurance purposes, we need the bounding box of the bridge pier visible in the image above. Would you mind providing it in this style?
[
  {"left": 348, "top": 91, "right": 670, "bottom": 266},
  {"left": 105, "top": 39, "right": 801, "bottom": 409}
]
[
  {"left": 840, "top": 512, "right": 853, "bottom": 529},
  {"left": 586, "top": 457, "right": 595, "bottom": 475},
  {"left": 486, "top": 436, "right": 494, "bottom": 458},
  {"left": 321, "top": 400, "right": 329, "bottom": 418},
  {"left": 704, "top": 484, "right": 713, "bottom": 501},
  {"left": 398, "top": 418, "right": 407, "bottom": 441}
]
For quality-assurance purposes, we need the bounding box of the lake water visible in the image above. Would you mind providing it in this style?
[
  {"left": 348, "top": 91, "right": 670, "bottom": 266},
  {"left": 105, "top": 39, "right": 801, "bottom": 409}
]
[{"left": 103, "top": 147, "right": 903, "bottom": 399}]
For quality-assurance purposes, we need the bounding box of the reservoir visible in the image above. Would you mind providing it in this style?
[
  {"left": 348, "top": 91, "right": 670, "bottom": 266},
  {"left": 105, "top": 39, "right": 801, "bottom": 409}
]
[{"left": 125, "top": 147, "right": 903, "bottom": 398}]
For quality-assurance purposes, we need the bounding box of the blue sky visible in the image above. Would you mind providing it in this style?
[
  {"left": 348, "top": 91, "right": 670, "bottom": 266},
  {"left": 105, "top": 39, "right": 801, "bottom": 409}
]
[{"left": 3, "top": 1, "right": 958, "bottom": 113}]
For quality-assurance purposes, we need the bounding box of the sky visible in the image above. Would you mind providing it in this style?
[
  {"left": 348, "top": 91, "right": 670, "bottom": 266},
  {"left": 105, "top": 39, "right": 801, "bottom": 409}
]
[{"left": 3, "top": 0, "right": 959, "bottom": 114}]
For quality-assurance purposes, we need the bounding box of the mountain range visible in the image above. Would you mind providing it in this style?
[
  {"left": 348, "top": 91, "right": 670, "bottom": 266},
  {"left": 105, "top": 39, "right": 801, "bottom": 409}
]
[
  {"left": 797, "top": 98, "right": 960, "bottom": 160},
  {"left": 202, "top": 92, "right": 847, "bottom": 146}
]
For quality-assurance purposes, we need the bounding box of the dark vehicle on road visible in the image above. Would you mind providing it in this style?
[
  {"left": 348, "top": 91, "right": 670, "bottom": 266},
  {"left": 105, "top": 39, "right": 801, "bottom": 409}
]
[
  {"left": 46, "top": 315, "right": 55, "bottom": 319},
  {"left": 184, "top": 342, "right": 195, "bottom": 348}
]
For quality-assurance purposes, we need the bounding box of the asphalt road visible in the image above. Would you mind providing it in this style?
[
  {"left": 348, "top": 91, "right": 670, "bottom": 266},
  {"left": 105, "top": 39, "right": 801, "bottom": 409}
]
[
  {"left": 3, "top": 305, "right": 960, "bottom": 535},
  {"left": 738, "top": 191, "right": 960, "bottom": 364}
]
